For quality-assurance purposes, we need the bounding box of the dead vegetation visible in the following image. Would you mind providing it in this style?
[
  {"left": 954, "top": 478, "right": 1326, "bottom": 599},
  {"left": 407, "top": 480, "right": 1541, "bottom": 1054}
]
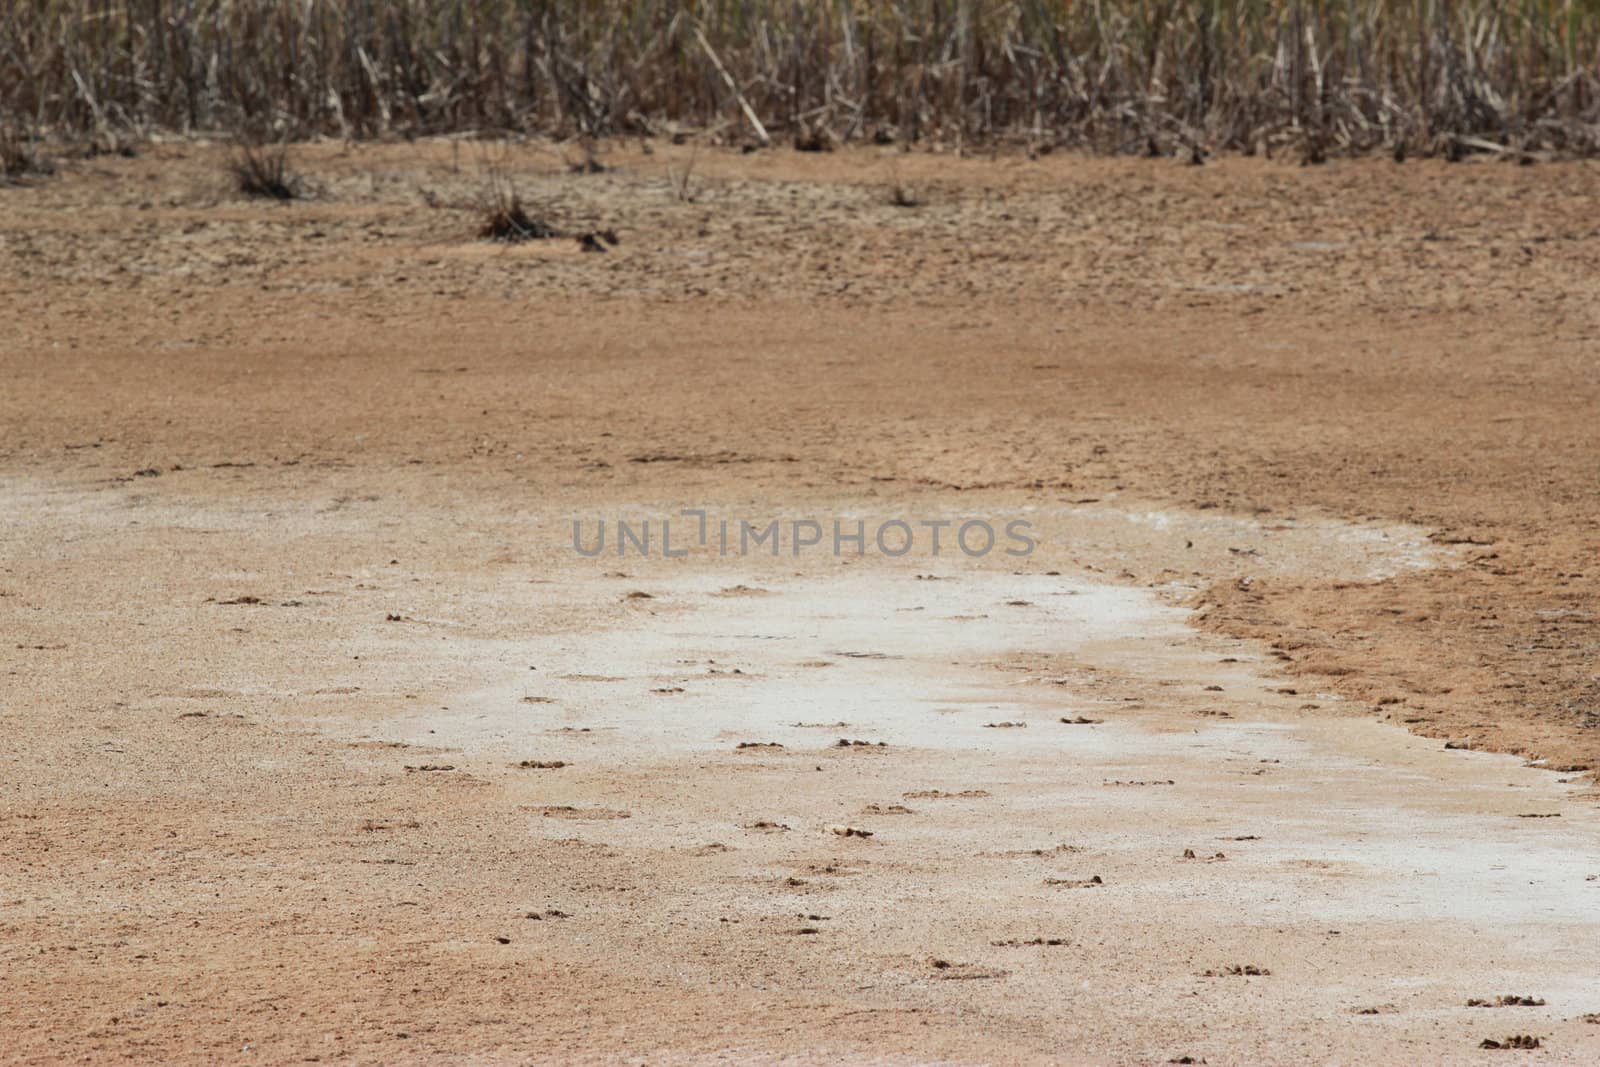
[
  {"left": 477, "top": 169, "right": 559, "bottom": 242},
  {"left": 3, "top": 2, "right": 1598, "bottom": 160},
  {"left": 667, "top": 142, "right": 700, "bottom": 202},
  {"left": 230, "top": 141, "right": 301, "bottom": 200},
  {"left": 886, "top": 162, "right": 921, "bottom": 208},
  {"left": 1, "top": 123, "right": 53, "bottom": 184}
]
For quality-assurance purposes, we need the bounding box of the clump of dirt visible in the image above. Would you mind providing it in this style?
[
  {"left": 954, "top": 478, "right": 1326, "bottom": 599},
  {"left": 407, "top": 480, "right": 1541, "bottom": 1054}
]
[
  {"left": 1201, "top": 964, "right": 1270, "bottom": 977},
  {"left": 927, "top": 958, "right": 1007, "bottom": 980},
  {"left": 575, "top": 229, "right": 620, "bottom": 253}
]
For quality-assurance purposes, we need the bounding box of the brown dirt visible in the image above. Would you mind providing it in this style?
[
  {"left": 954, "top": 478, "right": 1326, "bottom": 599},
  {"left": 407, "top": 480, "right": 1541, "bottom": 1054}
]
[{"left": 3, "top": 140, "right": 1599, "bottom": 1063}]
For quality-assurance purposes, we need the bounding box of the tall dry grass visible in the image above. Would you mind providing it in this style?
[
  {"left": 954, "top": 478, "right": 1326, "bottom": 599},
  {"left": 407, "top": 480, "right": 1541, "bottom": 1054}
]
[{"left": 2, "top": 1, "right": 1597, "bottom": 158}]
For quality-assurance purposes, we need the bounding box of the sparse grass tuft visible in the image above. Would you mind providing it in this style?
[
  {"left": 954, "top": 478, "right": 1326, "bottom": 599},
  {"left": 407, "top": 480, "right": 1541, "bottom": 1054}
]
[
  {"left": 565, "top": 139, "right": 608, "bottom": 174},
  {"left": 231, "top": 142, "right": 301, "bottom": 200},
  {"left": 666, "top": 143, "right": 701, "bottom": 203},
  {"left": 1, "top": 124, "right": 54, "bottom": 184},
  {"left": 477, "top": 172, "right": 560, "bottom": 242},
  {"left": 887, "top": 164, "right": 920, "bottom": 208}
]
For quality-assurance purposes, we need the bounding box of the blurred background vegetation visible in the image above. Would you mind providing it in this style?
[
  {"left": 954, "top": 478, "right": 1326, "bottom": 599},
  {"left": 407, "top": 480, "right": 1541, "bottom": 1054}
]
[{"left": 2, "top": 0, "right": 1598, "bottom": 158}]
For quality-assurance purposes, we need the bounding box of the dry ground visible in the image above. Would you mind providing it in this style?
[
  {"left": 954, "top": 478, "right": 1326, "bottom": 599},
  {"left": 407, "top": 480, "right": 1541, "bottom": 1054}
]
[{"left": 2, "top": 141, "right": 1599, "bottom": 1063}]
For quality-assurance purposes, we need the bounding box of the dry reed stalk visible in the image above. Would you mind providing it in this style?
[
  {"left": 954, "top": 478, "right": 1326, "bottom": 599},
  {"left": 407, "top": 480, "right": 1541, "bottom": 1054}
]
[{"left": 0, "top": 1, "right": 1595, "bottom": 159}]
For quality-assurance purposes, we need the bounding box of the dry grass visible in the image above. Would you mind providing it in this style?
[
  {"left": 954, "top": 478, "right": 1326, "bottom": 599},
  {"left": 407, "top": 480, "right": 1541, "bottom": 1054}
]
[
  {"left": 2, "top": 2, "right": 1598, "bottom": 159},
  {"left": 1, "top": 123, "right": 54, "bottom": 184},
  {"left": 886, "top": 163, "right": 921, "bottom": 208},
  {"left": 230, "top": 142, "right": 302, "bottom": 200},
  {"left": 477, "top": 170, "right": 560, "bottom": 242}
]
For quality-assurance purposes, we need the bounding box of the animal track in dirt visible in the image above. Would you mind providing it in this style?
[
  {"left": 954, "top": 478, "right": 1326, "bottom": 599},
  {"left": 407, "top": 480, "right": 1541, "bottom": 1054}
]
[
  {"left": 736, "top": 741, "right": 784, "bottom": 750},
  {"left": 1468, "top": 995, "right": 1546, "bottom": 1007},
  {"left": 983, "top": 721, "right": 1027, "bottom": 728},
  {"left": 513, "top": 760, "right": 567, "bottom": 769},
  {"left": 835, "top": 738, "right": 887, "bottom": 748},
  {"left": 905, "top": 789, "right": 990, "bottom": 799},
  {"left": 828, "top": 825, "right": 874, "bottom": 839},
  {"left": 1061, "top": 716, "right": 1104, "bottom": 724},
  {"left": 990, "top": 937, "right": 1069, "bottom": 947},
  {"left": 404, "top": 764, "right": 456, "bottom": 772},
  {"left": 744, "top": 821, "right": 791, "bottom": 833},
  {"left": 1104, "top": 779, "right": 1175, "bottom": 787},
  {"left": 863, "top": 803, "right": 914, "bottom": 815},
  {"left": 1044, "top": 875, "right": 1103, "bottom": 888},
  {"left": 1479, "top": 1035, "right": 1542, "bottom": 1049}
]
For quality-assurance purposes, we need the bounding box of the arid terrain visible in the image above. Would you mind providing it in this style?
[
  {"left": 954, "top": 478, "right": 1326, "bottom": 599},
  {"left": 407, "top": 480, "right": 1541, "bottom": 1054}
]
[{"left": 3, "top": 141, "right": 1600, "bottom": 1064}]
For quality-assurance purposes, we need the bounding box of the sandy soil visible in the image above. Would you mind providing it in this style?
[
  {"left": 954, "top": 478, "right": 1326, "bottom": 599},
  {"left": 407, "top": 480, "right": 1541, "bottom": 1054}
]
[{"left": 3, "top": 141, "right": 1599, "bottom": 1063}]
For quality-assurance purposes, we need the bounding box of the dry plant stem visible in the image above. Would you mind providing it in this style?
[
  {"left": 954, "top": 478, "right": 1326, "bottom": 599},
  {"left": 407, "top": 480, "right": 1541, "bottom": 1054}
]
[{"left": 2, "top": 2, "right": 1596, "bottom": 158}]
